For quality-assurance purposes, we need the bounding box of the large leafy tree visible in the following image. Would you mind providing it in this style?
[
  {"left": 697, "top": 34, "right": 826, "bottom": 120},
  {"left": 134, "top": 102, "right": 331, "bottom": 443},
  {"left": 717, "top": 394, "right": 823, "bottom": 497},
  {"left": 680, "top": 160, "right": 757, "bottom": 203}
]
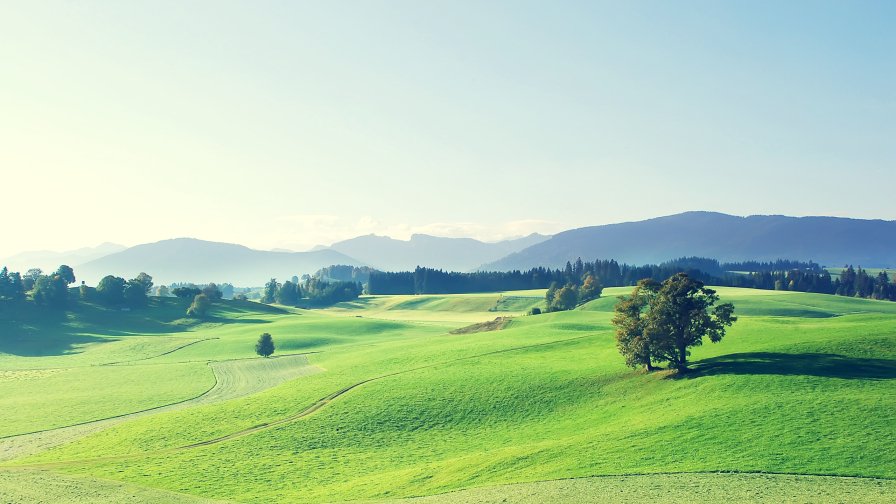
[
  {"left": 613, "top": 273, "right": 737, "bottom": 372},
  {"left": 133, "top": 272, "right": 153, "bottom": 294},
  {"left": 0, "top": 267, "right": 25, "bottom": 302},
  {"left": 578, "top": 274, "right": 603, "bottom": 303},
  {"left": 23, "top": 268, "right": 42, "bottom": 291},
  {"left": 32, "top": 274, "right": 69, "bottom": 307},
  {"left": 187, "top": 293, "right": 211, "bottom": 317},
  {"left": 96, "top": 275, "right": 126, "bottom": 305},
  {"left": 123, "top": 279, "right": 148, "bottom": 307},
  {"left": 55, "top": 265, "right": 75, "bottom": 285},
  {"left": 612, "top": 278, "right": 660, "bottom": 370},
  {"left": 277, "top": 280, "right": 300, "bottom": 306},
  {"left": 202, "top": 283, "right": 223, "bottom": 300},
  {"left": 262, "top": 278, "right": 279, "bottom": 304},
  {"left": 172, "top": 286, "right": 201, "bottom": 299}
]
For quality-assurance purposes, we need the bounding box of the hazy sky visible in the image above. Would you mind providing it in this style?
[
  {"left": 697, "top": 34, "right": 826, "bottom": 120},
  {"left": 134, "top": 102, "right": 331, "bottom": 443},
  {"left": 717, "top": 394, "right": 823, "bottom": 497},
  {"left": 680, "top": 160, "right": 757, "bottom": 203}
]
[{"left": 2, "top": 1, "right": 894, "bottom": 255}]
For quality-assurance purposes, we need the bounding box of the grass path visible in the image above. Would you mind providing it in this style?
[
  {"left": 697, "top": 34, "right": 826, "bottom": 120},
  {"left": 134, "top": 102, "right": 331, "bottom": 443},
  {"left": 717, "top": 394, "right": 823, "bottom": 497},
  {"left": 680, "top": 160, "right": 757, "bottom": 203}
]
[{"left": 0, "top": 354, "right": 319, "bottom": 462}]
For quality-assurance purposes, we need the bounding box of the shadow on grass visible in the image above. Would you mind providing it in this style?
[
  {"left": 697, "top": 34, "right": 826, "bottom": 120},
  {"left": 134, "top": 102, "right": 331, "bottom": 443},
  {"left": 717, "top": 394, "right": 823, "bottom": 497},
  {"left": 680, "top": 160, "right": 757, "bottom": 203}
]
[
  {"left": 682, "top": 352, "right": 896, "bottom": 380},
  {"left": 0, "top": 297, "right": 281, "bottom": 357}
]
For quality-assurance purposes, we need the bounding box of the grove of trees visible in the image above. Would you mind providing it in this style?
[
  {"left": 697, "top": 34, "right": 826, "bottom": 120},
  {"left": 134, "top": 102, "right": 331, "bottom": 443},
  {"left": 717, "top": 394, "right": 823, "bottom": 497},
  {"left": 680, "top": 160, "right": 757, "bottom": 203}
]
[
  {"left": 261, "top": 276, "right": 362, "bottom": 307},
  {"left": 544, "top": 274, "right": 603, "bottom": 312}
]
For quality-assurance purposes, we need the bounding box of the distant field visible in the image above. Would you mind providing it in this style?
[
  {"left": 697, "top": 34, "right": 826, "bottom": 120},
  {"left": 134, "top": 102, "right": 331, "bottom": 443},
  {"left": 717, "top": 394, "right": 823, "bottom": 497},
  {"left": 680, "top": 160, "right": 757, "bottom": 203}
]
[
  {"left": 827, "top": 267, "right": 893, "bottom": 276},
  {"left": 0, "top": 287, "right": 894, "bottom": 503}
]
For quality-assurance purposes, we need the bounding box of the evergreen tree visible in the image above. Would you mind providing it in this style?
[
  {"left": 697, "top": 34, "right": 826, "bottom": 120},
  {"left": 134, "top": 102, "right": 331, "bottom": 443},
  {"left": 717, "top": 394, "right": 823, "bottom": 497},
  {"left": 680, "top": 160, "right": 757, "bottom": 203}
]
[{"left": 255, "top": 332, "right": 275, "bottom": 357}]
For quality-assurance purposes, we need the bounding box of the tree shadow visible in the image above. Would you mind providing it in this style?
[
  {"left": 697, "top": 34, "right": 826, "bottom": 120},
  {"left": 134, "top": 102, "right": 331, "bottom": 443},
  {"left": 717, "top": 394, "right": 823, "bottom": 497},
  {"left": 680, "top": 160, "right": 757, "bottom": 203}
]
[
  {"left": 0, "top": 297, "right": 281, "bottom": 358},
  {"left": 680, "top": 352, "right": 896, "bottom": 380},
  {"left": 0, "top": 321, "right": 113, "bottom": 357}
]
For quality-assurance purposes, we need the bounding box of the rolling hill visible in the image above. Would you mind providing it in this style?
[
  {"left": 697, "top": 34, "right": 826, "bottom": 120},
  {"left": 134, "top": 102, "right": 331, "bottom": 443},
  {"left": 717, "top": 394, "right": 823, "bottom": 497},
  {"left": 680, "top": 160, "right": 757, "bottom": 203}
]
[
  {"left": 75, "top": 238, "right": 364, "bottom": 286},
  {"left": 1, "top": 288, "right": 894, "bottom": 502},
  {"left": 327, "top": 233, "right": 549, "bottom": 272},
  {"left": 483, "top": 212, "right": 896, "bottom": 271}
]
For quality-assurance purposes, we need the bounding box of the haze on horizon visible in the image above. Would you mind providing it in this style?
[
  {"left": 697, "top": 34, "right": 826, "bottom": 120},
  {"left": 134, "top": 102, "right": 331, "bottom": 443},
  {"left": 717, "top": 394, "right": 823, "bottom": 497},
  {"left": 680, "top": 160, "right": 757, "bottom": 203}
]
[{"left": 2, "top": 1, "right": 894, "bottom": 256}]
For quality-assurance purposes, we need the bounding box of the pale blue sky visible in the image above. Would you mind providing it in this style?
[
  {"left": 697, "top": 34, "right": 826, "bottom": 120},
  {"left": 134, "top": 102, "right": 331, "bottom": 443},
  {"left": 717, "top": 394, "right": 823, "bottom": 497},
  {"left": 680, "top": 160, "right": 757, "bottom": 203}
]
[{"left": 2, "top": 1, "right": 894, "bottom": 254}]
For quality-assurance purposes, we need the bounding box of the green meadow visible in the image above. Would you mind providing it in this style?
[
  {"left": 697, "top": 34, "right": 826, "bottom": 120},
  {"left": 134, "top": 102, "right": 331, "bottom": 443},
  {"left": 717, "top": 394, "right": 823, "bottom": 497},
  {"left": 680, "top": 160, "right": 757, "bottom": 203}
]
[{"left": 0, "top": 287, "right": 894, "bottom": 503}]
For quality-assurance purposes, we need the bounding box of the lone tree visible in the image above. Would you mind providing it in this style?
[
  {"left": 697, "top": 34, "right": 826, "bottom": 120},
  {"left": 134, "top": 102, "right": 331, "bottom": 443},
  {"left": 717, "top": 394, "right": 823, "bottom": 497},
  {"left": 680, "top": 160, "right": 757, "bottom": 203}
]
[
  {"left": 613, "top": 273, "right": 736, "bottom": 372},
  {"left": 255, "top": 333, "right": 275, "bottom": 357}
]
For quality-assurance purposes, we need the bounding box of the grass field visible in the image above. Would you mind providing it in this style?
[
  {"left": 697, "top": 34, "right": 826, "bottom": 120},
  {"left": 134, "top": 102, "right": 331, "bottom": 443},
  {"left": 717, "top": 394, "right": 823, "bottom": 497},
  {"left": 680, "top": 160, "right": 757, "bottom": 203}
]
[{"left": 0, "top": 287, "right": 893, "bottom": 503}]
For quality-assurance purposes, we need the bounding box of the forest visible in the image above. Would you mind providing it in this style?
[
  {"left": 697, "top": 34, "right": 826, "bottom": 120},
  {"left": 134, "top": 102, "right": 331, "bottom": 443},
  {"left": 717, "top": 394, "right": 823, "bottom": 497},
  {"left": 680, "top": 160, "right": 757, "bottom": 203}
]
[{"left": 365, "top": 258, "right": 896, "bottom": 302}]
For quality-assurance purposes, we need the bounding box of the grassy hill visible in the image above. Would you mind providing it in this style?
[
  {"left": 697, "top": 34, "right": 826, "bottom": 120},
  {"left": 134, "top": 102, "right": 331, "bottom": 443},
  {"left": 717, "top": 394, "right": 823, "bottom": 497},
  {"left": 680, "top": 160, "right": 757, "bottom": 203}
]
[{"left": 0, "top": 288, "right": 894, "bottom": 502}]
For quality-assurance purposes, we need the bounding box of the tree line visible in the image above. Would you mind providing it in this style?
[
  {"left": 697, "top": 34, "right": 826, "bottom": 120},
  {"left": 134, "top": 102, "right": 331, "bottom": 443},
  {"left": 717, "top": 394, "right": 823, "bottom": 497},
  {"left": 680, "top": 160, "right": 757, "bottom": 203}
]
[
  {"left": 261, "top": 275, "right": 362, "bottom": 307},
  {"left": 365, "top": 260, "right": 725, "bottom": 295},
  {"left": 0, "top": 265, "right": 233, "bottom": 317},
  {"left": 365, "top": 259, "right": 896, "bottom": 303}
]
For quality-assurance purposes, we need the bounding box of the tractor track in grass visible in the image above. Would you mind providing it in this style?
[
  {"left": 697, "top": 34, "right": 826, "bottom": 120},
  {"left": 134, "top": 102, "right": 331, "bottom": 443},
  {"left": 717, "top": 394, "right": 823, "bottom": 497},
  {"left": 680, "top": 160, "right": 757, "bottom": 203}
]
[
  {"left": 0, "top": 354, "right": 320, "bottom": 462},
  {"left": 6, "top": 333, "right": 596, "bottom": 469},
  {"left": 100, "top": 337, "right": 220, "bottom": 366}
]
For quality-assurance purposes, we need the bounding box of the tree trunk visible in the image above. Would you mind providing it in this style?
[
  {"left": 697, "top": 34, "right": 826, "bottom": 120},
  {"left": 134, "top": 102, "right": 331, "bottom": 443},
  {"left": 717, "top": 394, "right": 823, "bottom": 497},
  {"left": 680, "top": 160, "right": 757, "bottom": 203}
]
[{"left": 676, "top": 343, "right": 688, "bottom": 371}]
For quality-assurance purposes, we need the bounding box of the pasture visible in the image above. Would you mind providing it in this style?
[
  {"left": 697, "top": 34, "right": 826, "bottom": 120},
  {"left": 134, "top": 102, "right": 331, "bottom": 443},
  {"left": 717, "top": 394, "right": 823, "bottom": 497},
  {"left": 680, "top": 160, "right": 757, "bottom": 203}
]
[{"left": 0, "top": 288, "right": 893, "bottom": 502}]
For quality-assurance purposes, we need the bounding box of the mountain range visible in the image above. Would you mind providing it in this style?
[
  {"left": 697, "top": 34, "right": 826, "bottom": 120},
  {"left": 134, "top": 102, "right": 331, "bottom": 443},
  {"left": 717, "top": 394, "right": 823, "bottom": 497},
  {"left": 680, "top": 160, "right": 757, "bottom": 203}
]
[
  {"left": 74, "top": 238, "right": 362, "bottom": 287},
  {"left": 328, "top": 233, "right": 549, "bottom": 272},
  {"left": 482, "top": 212, "right": 896, "bottom": 271},
  {"left": 0, "top": 243, "right": 126, "bottom": 273},
  {"left": 4, "top": 212, "right": 894, "bottom": 286}
]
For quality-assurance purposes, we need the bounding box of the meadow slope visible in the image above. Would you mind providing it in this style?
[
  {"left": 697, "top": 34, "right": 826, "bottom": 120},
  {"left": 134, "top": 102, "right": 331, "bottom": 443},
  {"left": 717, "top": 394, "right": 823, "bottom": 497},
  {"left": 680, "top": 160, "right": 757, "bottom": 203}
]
[{"left": 0, "top": 288, "right": 893, "bottom": 503}]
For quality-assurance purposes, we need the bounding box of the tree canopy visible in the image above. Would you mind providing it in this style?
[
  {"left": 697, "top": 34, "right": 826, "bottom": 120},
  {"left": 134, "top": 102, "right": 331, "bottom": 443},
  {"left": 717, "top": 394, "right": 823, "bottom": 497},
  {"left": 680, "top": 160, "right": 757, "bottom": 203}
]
[
  {"left": 262, "top": 278, "right": 279, "bottom": 304},
  {"left": 96, "top": 275, "right": 127, "bottom": 305},
  {"left": 613, "top": 273, "right": 737, "bottom": 372},
  {"left": 187, "top": 293, "right": 211, "bottom": 317}
]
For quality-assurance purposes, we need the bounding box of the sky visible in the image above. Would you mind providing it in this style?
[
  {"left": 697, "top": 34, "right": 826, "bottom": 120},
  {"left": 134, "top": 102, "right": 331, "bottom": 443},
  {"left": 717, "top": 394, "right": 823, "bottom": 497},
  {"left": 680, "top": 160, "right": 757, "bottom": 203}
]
[{"left": 2, "top": 0, "right": 894, "bottom": 255}]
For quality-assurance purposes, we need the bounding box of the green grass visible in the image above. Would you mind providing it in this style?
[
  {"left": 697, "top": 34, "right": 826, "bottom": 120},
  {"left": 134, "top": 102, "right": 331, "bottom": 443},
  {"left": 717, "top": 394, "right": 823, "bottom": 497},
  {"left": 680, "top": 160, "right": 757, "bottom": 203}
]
[
  {"left": 386, "top": 473, "right": 896, "bottom": 503},
  {"left": 0, "top": 468, "right": 226, "bottom": 503},
  {"left": 0, "top": 362, "right": 213, "bottom": 437},
  {"left": 0, "top": 287, "right": 893, "bottom": 503}
]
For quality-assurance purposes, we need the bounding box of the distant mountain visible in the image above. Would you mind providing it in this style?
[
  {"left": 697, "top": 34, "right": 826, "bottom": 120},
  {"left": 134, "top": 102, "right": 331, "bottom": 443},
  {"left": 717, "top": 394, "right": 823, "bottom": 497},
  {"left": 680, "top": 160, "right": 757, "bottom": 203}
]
[
  {"left": 327, "top": 233, "right": 550, "bottom": 272},
  {"left": 76, "top": 238, "right": 363, "bottom": 286},
  {"left": 482, "top": 212, "right": 896, "bottom": 271},
  {"left": 1, "top": 242, "right": 126, "bottom": 273}
]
